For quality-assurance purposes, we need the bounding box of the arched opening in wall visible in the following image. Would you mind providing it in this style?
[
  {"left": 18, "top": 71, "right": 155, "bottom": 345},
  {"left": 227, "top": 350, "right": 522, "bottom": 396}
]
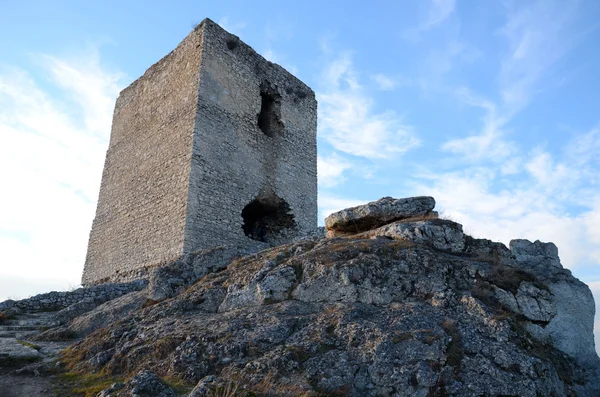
[
  {"left": 257, "top": 83, "right": 284, "bottom": 137},
  {"left": 242, "top": 195, "right": 296, "bottom": 244}
]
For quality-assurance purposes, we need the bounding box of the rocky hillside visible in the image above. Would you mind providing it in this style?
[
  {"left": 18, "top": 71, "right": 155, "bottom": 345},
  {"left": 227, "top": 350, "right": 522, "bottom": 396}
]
[{"left": 2, "top": 196, "right": 599, "bottom": 396}]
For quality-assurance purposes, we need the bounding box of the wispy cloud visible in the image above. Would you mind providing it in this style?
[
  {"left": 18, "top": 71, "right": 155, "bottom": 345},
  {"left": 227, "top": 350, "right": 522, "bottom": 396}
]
[
  {"left": 371, "top": 73, "right": 396, "bottom": 91},
  {"left": 499, "top": 0, "right": 580, "bottom": 112},
  {"left": 402, "top": 0, "right": 456, "bottom": 41},
  {"left": 442, "top": 87, "right": 516, "bottom": 162},
  {"left": 442, "top": 1, "right": 589, "bottom": 161},
  {"left": 0, "top": 51, "right": 123, "bottom": 300},
  {"left": 317, "top": 153, "right": 354, "bottom": 188},
  {"left": 318, "top": 54, "right": 420, "bottom": 159},
  {"left": 421, "top": 0, "right": 456, "bottom": 30}
]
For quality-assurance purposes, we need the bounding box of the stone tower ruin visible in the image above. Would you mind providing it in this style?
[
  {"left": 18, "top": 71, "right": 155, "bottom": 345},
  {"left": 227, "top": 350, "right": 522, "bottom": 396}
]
[{"left": 82, "top": 19, "right": 317, "bottom": 285}]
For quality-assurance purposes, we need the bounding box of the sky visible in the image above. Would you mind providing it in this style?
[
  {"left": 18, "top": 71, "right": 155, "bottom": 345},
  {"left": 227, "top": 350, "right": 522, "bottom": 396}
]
[{"left": 0, "top": 0, "right": 599, "bottom": 353}]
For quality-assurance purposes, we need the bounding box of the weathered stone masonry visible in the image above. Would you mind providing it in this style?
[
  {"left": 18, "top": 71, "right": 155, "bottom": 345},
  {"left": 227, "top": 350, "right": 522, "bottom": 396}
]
[{"left": 82, "top": 19, "right": 318, "bottom": 285}]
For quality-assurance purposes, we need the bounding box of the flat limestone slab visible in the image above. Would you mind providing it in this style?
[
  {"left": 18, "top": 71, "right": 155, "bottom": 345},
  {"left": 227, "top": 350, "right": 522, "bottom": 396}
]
[
  {"left": 325, "top": 196, "right": 436, "bottom": 234},
  {"left": 0, "top": 338, "right": 40, "bottom": 362}
]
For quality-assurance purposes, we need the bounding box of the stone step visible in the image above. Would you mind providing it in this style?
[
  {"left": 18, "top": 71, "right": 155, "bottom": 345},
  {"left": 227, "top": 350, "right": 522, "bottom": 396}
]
[
  {"left": 2, "top": 312, "right": 59, "bottom": 328},
  {"left": 0, "top": 325, "right": 50, "bottom": 332},
  {"left": 5, "top": 320, "right": 60, "bottom": 328},
  {"left": 0, "top": 330, "right": 38, "bottom": 339}
]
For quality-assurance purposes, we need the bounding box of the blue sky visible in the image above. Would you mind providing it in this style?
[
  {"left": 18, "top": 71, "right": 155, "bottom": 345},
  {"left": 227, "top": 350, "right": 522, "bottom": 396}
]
[{"left": 1, "top": 1, "right": 599, "bottom": 351}]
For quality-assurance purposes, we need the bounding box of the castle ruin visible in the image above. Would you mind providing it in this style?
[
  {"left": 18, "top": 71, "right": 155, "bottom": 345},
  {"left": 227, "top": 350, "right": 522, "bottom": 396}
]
[{"left": 82, "top": 19, "right": 317, "bottom": 285}]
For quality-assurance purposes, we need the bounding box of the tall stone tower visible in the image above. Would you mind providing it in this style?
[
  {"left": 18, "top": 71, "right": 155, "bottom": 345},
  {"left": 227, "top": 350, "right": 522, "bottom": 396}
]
[{"left": 82, "top": 19, "right": 317, "bottom": 285}]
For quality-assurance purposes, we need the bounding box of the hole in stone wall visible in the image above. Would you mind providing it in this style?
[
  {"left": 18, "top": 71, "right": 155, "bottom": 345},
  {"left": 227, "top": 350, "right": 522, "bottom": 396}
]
[
  {"left": 226, "top": 38, "right": 239, "bottom": 50},
  {"left": 242, "top": 195, "right": 296, "bottom": 243},
  {"left": 257, "top": 84, "right": 284, "bottom": 137}
]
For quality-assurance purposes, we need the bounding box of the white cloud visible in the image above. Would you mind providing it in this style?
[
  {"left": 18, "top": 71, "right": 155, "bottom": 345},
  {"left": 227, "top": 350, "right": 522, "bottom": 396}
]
[
  {"left": 402, "top": 0, "right": 456, "bottom": 41},
  {"left": 499, "top": 0, "right": 580, "bottom": 112},
  {"left": 442, "top": 1, "right": 588, "bottom": 164},
  {"left": 317, "top": 153, "right": 353, "bottom": 188},
  {"left": 442, "top": 128, "right": 517, "bottom": 162},
  {"left": 0, "top": 52, "right": 123, "bottom": 299},
  {"left": 442, "top": 87, "right": 517, "bottom": 162},
  {"left": 318, "top": 54, "right": 421, "bottom": 159},
  {"left": 524, "top": 149, "right": 572, "bottom": 193},
  {"left": 43, "top": 52, "right": 122, "bottom": 139},
  {"left": 371, "top": 73, "right": 396, "bottom": 91},
  {"left": 567, "top": 126, "right": 600, "bottom": 171}
]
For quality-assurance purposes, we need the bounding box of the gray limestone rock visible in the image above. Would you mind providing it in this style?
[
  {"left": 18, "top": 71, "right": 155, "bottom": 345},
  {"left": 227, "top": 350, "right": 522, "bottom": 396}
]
[
  {"left": 62, "top": 233, "right": 599, "bottom": 396},
  {"left": 545, "top": 279, "right": 598, "bottom": 367},
  {"left": 510, "top": 239, "right": 562, "bottom": 273},
  {"left": 510, "top": 239, "right": 598, "bottom": 368},
  {"left": 325, "top": 196, "right": 436, "bottom": 234},
  {"left": 99, "top": 370, "right": 175, "bottom": 397},
  {"left": 0, "top": 339, "right": 40, "bottom": 365},
  {"left": 365, "top": 219, "right": 466, "bottom": 253},
  {"left": 515, "top": 282, "right": 556, "bottom": 322}
]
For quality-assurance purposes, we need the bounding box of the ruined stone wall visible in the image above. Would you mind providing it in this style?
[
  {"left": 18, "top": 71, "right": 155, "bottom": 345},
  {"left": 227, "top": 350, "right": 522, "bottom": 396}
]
[
  {"left": 183, "top": 20, "right": 318, "bottom": 252},
  {"left": 0, "top": 279, "right": 147, "bottom": 313},
  {"left": 82, "top": 26, "right": 206, "bottom": 285},
  {"left": 83, "top": 20, "right": 317, "bottom": 285}
]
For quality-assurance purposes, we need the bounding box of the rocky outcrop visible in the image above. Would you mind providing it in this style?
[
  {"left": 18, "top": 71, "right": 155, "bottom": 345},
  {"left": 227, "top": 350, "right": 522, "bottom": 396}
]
[
  {"left": 510, "top": 239, "right": 598, "bottom": 371},
  {"left": 53, "top": 197, "right": 599, "bottom": 396},
  {"left": 325, "top": 196, "right": 436, "bottom": 236}
]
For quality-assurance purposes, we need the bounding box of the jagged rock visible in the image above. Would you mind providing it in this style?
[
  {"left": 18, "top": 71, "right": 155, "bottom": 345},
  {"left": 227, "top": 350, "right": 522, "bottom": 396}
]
[
  {"left": 510, "top": 239, "right": 598, "bottom": 370},
  {"left": 510, "top": 239, "right": 562, "bottom": 273},
  {"left": 98, "top": 369, "right": 175, "bottom": 397},
  {"left": 515, "top": 282, "right": 556, "bottom": 322},
  {"left": 325, "top": 196, "right": 436, "bottom": 235}
]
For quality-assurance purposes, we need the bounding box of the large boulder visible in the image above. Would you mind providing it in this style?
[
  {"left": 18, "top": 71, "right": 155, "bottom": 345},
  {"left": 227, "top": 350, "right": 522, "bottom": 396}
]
[{"left": 325, "top": 196, "right": 436, "bottom": 236}]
